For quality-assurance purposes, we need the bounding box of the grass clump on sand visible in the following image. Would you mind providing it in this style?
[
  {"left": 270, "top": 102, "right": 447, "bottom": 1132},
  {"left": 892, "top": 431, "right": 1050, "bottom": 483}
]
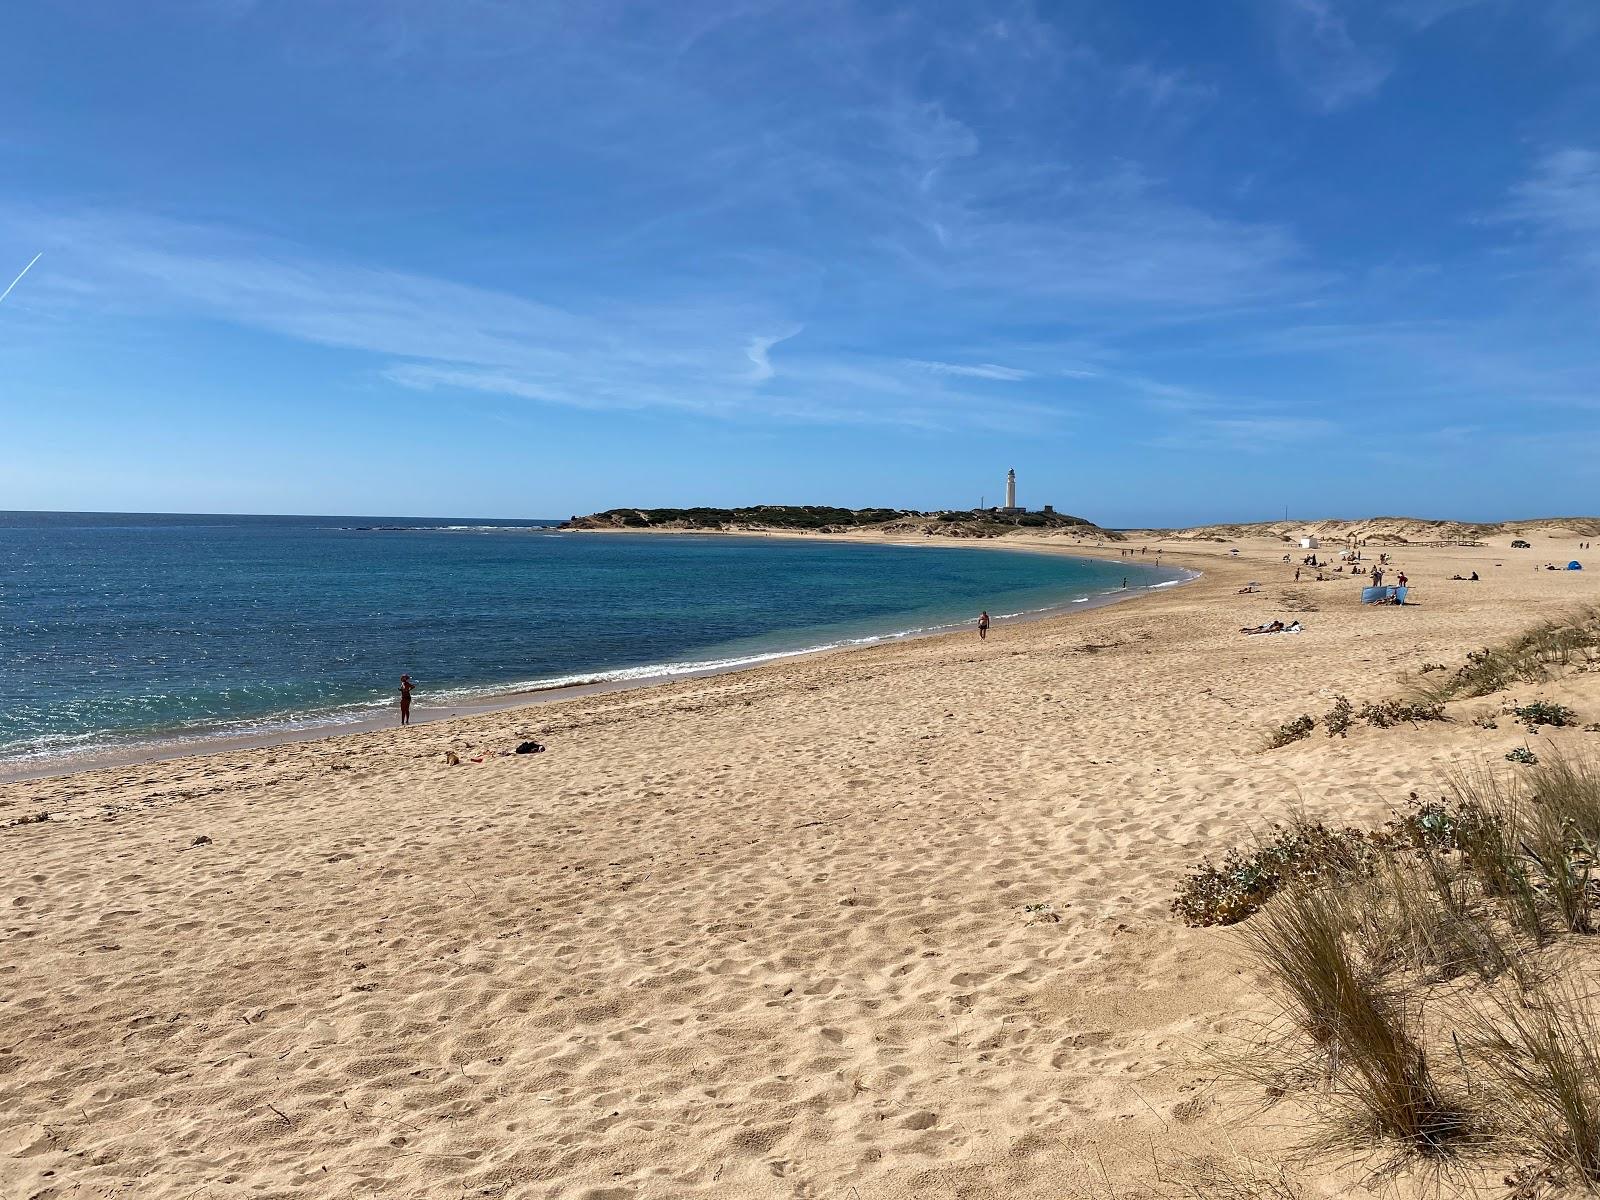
[
  {"left": 1154, "top": 1150, "right": 1306, "bottom": 1199},
  {"left": 1416, "top": 609, "right": 1600, "bottom": 705},
  {"left": 1239, "top": 884, "right": 1468, "bottom": 1155},
  {"left": 1185, "top": 755, "right": 1600, "bottom": 1185},
  {"left": 1529, "top": 754, "right": 1600, "bottom": 847},
  {"left": 1466, "top": 981, "right": 1600, "bottom": 1189},
  {"left": 1346, "top": 854, "right": 1511, "bottom": 982}
]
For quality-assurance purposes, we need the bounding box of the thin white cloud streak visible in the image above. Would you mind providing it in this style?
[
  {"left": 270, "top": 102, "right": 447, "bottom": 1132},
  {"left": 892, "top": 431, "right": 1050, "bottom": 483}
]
[
  {"left": 1389, "top": 0, "right": 1598, "bottom": 45},
  {"left": 1274, "top": 0, "right": 1393, "bottom": 112},
  {"left": 906, "top": 359, "right": 1031, "bottom": 381},
  {"left": 7, "top": 210, "right": 1079, "bottom": 432},
  {"left": 1507, "top": 148, "right": 1600, "bottom": 242},
  {"left": 1502, "top": 147, "right": 1600, "bottom": 301},
  {"left": 1387, "top": 0, "right": 1491, "bottom": 29},
  {"left": 0, "top": 252, "right": 42, "bottom": 305}
]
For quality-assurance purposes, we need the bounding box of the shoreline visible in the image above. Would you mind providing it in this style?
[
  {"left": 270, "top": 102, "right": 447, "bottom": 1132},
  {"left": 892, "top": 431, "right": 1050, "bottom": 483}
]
[{"left": 0, "top": 535, "right": 1197, "bottom": 785}]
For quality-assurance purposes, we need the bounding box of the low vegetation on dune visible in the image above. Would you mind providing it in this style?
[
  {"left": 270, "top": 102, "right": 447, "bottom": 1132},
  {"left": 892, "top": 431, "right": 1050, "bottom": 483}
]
[
  {"left": 1411, "top": 609, "right": 1600, "bottom": 707},
  {"left": 1175, "top": 754, "right": 1600, "bottom": 1190},
  {"left": 1263, "top": 610, "right": 1599, "bottom": 751},
  {"left": 1266, "top": 693, "right": 1447, "bottom": 748},
  {"left": 1142, "top": 516, "right": 1600, "bottom": 546}
]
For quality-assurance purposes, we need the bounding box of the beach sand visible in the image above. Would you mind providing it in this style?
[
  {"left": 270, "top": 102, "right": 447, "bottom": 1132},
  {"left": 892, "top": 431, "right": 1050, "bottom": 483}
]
[{"left": 4, "top": 530, "right": 1600, "bottom": 1198}]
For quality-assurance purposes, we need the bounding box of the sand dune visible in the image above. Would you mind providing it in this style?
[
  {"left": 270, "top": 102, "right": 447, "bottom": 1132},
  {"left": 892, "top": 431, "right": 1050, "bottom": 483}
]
[
  {"left": 1140, "top": 514, "right": 1600, "bottom": 546},
  {"left": 4, "top": 533, "right": 1599, "bottom": 1198}
]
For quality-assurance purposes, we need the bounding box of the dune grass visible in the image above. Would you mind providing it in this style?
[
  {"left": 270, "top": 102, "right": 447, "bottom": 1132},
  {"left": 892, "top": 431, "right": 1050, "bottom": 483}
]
[
  {"left": 1467, "top": 981, "right": 1600, "bottom": 1189},
  {"left": 1411, "top": 607, "right": 1600, "bottom": 706},
  {"left": 1239, "top": 884, "right": 1468, "bottom": 1155},
  {"left": 1189, "top": 755, "right": 1600, "bottom": 1181}
]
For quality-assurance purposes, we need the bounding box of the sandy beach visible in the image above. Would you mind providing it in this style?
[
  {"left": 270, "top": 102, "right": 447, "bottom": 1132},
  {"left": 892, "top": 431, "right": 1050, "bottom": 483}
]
[{"left": 6, "top": 527, "right": 1600, "bottom": 1199}]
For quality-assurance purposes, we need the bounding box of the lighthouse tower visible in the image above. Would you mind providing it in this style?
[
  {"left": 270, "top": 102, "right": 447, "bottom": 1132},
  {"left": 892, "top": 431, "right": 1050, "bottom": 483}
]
[{"left": 1004, "top": 468, "right": 1018, "bottom": 513}]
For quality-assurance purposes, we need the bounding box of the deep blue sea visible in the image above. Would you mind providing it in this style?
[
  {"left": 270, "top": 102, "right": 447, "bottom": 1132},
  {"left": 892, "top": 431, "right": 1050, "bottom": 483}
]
[{"left": 0, "top": 512, "right": 1183, "bottom": 766}]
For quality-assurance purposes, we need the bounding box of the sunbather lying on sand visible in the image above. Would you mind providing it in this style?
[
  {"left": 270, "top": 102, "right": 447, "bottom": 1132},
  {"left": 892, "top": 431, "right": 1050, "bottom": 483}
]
[{"left": 1240, "top": 620, "right": 1302, "bottom": 635}]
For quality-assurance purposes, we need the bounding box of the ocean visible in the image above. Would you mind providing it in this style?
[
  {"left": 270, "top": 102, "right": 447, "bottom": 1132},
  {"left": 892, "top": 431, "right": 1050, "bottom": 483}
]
[{"left": 0, "top": 512, "right": 1184, "bottom": 768}]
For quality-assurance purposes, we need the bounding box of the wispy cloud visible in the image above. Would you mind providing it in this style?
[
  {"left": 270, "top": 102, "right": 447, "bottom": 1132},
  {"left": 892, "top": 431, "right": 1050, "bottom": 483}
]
[
  {"left": 1504, "top": 147, "right": 1600, "bottom": 286},
  {"left": 1388, "top": 0, "right": 1491, "bottom": 30},
  {"left": 905, "top": 359, "right": 1032, "bottom": 381},
  {"left": 1146, "top": 414, "right": 1338, "bottom": 453},
  {"left": 1390, "top": 0, "right": 1598, "bottom": 46},
  {"left": 745, "top": 328, "right": 801, "bottom": 382},
  {"left": 1274, "top": 0, "right": 1394, "bottom": 111},
  {"left": 4, "top": 209, "right": 1083, "bottom": 432},
  {"left": 1507, "top": 148, "right": 1600, "bottom": 238}
]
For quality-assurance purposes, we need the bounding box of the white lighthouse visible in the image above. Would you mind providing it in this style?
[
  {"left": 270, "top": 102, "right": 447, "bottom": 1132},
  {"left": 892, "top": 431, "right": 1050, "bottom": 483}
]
[{"left": 1003, "top": 468, "right": 1018, "bottom": 513}]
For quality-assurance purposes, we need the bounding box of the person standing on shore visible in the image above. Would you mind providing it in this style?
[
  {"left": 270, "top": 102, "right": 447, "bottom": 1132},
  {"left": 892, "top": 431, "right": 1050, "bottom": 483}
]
[
  {"left": 399, "top": 674, "right": 414, "bottom": 725},
  {"left": 978, "top": 611, "right": 990, "bottom": 640}
]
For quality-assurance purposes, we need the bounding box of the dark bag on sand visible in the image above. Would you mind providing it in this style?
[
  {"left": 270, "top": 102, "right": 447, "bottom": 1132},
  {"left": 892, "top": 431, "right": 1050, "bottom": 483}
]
[{"left": 514, "top": 741, "right": 545, "bottom": 755}]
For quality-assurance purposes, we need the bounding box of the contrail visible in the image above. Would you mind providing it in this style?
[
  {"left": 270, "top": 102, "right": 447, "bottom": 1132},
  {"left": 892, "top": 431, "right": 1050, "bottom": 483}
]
[{"left": 0, "top": 253, "right": 42, "bottom": 306}]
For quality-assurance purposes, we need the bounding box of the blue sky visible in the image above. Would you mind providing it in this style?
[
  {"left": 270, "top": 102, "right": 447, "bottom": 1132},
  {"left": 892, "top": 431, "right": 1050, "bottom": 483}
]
[{"left": 1, "top": 0, "right": 1597, "bottom": 525}]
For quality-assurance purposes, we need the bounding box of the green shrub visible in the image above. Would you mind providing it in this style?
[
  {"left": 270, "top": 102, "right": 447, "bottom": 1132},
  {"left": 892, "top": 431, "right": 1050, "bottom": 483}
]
[
  {"left": 1358, "top": 699, "right": 1446, "bottom": 728},
  {"left": 1171, "top": 817, "right": 1373, "bottom": 926},
  {"left": 1268, "top": 714, "right": 1315, "bottom": 748},
  {"left": 1324, "top": 695, "right": 1353, "bottom": 738},
  {"left": 1508, "top": 747, "right": 1539, "bottom": 765},
  {"left": 1515, "top": 701, "right": 1578, "bottom": 728}
]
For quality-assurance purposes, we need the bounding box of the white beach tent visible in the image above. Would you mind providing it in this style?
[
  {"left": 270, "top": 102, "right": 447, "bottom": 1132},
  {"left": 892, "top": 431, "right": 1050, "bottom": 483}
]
[{"left": 1300, "top": 536, "right": 1319, "bottom": 549}]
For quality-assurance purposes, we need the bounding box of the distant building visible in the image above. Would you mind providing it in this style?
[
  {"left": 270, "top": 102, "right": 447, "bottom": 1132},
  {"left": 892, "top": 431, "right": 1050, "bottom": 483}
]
[
  {"left": 1000, "top": 468, "right": 1024, "bottom": 514},
  {"left": 999, "top": 467, "right": 1052, "bottom": 516}
]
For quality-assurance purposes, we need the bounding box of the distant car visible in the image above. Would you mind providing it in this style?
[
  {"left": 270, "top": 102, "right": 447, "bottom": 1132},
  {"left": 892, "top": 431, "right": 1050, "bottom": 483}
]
[{"left": 1511, "top": 539, "right": 1531, "bottom": 548}]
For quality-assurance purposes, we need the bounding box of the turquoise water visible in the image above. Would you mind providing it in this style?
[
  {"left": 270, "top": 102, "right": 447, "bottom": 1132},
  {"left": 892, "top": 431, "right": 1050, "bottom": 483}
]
[{"left": 0, "top": 512, "right": 1183, "bottom": 765}]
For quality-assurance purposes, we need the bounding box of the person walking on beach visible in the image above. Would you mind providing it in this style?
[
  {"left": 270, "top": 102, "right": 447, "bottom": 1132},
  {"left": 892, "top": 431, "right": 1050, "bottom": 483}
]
[
  {"left": 399, "top": 674, "right": 414, "bottom": 726},
  {"left": 978, "top": 611, "right": 991, "bottom": 640}
]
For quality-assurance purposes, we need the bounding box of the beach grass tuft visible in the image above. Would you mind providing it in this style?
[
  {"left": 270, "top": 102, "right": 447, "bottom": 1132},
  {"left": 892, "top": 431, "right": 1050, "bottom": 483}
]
[
  {"left": 1239, "top": 884, "right": 1468, "bottom": 1155},
  {"left": 1466, "top": 980, "right": 1600, "bottom": 1188},
  {"left": 1412, "top": 608, "right": 1600, "bottom": 706},
  {"left": 1187, "top": 754, "right": 1600, "bottom": 1183}
]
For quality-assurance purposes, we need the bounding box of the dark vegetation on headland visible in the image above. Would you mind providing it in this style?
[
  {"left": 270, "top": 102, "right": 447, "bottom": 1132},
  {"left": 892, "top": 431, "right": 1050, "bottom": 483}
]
[{"left": 561, "top": 505, "right": 1119, "bottom": 539}]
